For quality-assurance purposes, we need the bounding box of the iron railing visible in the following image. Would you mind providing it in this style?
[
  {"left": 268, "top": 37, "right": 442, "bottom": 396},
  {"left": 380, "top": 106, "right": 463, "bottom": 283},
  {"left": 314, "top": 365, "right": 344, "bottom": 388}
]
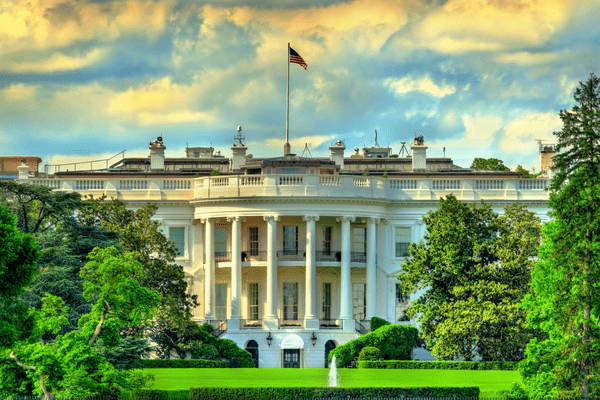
[
  {"left": 277, "top": 249, "right": 306, "bottom": 261},
  {"left": 241, "top": 250, "right": 267, "bottom": 261},
  {"left": 316, "top": 251, "right": 341, "bottom": 262},
  {"left": 351, "top": 252, "right": 367, "bottom": 263},
  {"left": 209, "top": 320, "right": 227, "bottom": 338},
  {"left": 355, "top": 319, "right": 371, "bottom": 335}
]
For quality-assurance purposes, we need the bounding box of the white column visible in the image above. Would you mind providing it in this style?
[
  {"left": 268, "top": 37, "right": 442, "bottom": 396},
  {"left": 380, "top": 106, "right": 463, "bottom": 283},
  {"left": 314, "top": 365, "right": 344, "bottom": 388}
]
[
  {"left": 340, "top": 216, "right": 354, "bottom": 329},
  {"left": 228, "top": 216, "right": 242, "bottom": 330},
  {"left": 304, "top": 215, "right": 319, "bottom": 329},
  {"left": 264, "top": 215, "right": 279, "bottom": 330},
  {"left": 203, "top": 218, "right": 215, "bottom": 320},
  {"left": 366, "top": 218, "right": 378, "bottom": 320}
]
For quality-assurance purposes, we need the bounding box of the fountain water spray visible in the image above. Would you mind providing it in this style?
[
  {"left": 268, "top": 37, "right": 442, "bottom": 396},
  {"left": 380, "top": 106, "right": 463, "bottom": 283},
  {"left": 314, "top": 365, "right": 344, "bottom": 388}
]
[{"left": 328, "top": 355, "right": 338, "bottom": 387}]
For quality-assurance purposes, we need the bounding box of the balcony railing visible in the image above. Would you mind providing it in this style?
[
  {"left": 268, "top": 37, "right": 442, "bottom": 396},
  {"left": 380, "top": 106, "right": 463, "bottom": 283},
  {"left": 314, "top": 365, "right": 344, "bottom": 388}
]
[
  {"left": 209, "top": 320, "right": 227, "bottom": 338},
  {"left": 280, "top": 320, "right": 303, "bottom": 329},
  {"left": 277, "top": 249, "right": 306, "bottom": 261},
  {"left": 242, "top": 250, "right": 267, "bottom": 262},
  {"left": 316, "top": 251, "right": 341, "bottom": 262},
  {"left": 355, "top": 319, "right": 371, "bottom": 335},
  {"left": 351, "top": 252, "right": 366, "bottom": 263},
  {"left": 215, "top": 252, "right": 231, "bottom": 263}
]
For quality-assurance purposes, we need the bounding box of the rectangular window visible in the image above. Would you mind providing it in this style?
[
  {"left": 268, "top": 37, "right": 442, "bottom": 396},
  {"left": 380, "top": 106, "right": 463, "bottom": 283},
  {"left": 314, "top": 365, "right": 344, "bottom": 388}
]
[
  {"left": 395, "top": 227, "right": 412, "bottom": 257},
  {"left": 215, "top": 284, "right": 227, "bottom": 321},
  {"left": 353, "top": 283, "right": 366, "bottom": 321},
  {"left": 323, "top": 226, "right": 332, "bottom": 256},
  {"left": 249, "top": 283, "right": 259, "bottom": 320},
  {"left": 283, "top": 282, "right": 298, "bottom": 321},
  {"left": 215, "top": 227, "right": 227, "bottom": 260},
  {"left": 249, "top": 227, "right": 259, "bottom": 256},
  {"left": 169, "top": 227, "right": 185, "bottom": 257},
  {"left": 283, "top": 226, "right": 298, "bottom": 255},
  {"left": 396, "top": 283, "right": 410, "bottom": 322},
  {"left": 352, "top": 227, "right": 366, "bottom": 262},
  {"left": 322, "top": 283, "right": 331, "bottom": 320}
]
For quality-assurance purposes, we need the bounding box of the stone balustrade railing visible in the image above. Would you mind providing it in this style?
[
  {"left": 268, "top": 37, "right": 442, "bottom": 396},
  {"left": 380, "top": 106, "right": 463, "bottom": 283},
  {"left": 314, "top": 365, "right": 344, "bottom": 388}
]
[{"left": 22, "top": 175, "right": 550, "bottom": 202}]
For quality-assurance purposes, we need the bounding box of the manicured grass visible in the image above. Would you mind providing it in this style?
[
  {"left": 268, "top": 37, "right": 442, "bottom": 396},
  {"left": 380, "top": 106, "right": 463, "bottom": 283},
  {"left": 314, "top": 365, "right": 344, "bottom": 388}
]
[{"left": 143, "top": 368, "right": 521, "bottom": 396}]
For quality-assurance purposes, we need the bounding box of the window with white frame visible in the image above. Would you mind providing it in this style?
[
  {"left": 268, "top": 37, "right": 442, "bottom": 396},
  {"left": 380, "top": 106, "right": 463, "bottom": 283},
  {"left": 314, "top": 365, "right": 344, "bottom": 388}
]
[
  {"left": 322, "top": 226, "right": 332, "bottom": 256},
  {"left": 395, "top": 283, "right": 410, "bottom": 321},
  {"left": 283, "top": 226, "right": 298, "bottom": 255},
  {"left": 322, "top": 282, "right": 332, "bottom": 320},
  {"left": 283, "top": 282, "right": 299, "bottom": 321},
  {"left": 215, "top": 227, "right": 227, "bottom": 260},
  {"left": 395, "top": 227, "right": 412, "bottom": 257},
  {"left": 249, "top": 227, "right": 259, "bottom": 256},
  {"left": 215, "top": 284, "right": 227, "bottom": 321},
  {"left": 248, "top": 282, "right": 259, "bottom": 320},
  {"left": 353, "top": 283, "right": 366, "bottom": 321},
  {"left": 169, "top": 227, "right": 185, "bottom": 257},
  {"left": 352, "top": 227, "right": 366, "bottom": 262}
]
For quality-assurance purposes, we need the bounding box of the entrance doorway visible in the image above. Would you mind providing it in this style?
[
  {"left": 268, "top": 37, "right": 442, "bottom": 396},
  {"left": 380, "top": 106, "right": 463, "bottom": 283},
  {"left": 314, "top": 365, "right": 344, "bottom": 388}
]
[
  {"left": 245, "top": 340, "right": 259, "bottom": 368},
  {"left": 283, "top": 349, "right": 300, "bottom": 368},
  {"left": 324, "top": 340, "right": 336, "bottom": 368}
]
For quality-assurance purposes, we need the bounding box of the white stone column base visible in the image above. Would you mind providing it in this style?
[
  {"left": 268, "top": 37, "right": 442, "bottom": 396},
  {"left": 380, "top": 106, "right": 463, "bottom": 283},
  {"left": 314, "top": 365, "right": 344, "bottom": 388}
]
[
  {"left": 304, "top": 317, "right": 320, "bottom": 330},
  {"left": 227, "top": 318, "right": 241, "bottom": 332},
  {"left": 342, "top": 318, "right": 356, "bottom": 332},
  {"left": 263, "top": 317, "right": 280, "bottom": 331}
]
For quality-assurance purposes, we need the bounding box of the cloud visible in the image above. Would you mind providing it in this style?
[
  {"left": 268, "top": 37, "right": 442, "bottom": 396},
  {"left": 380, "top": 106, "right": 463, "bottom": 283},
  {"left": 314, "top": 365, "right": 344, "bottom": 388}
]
[
  {"left": 385, "top": 75, "right": 456, "bottom": 98},
  {"left": 248, "top": 134, "right": 337, "bottom": 156},
  {"left": 494, "top": 51, "right": 565, "bottom": 66},
  {"left": 499, "top": 112, "right": 561, "bottom": 153},
  {"left": 1, "top": 84, "right": 37, "bottom": 102},
  {"left": 139, "top": 110, "right": 216, "bottom": 126},
  {"left": 8, "top": 48, "right": 108, "bottom": 73}
]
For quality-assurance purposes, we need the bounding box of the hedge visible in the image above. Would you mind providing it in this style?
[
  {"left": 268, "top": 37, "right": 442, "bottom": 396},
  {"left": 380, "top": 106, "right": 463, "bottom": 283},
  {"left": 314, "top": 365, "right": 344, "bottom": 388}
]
[
  {"left": 129, "top": 358, "right": 229, "bottom": 369},
  {"left": 131, "top": 389, "right": 189, "bottom": 399},
  {"left": 329, "top": 324, "right": 421, "bottom": 367},
  {"left": 357, "top": 360, "right": 519, "bottom": 370},
  {"left": 189, "top": 386, "right": 479, "bottom": 399},
  {"left": 370, "top": 316, "right": 390, "bottom": 332}
]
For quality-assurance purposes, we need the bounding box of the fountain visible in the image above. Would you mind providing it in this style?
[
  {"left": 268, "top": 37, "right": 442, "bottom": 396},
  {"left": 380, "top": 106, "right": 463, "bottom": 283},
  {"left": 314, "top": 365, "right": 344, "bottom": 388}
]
[{"left": 328, "top": 355, "right": 338, "bottom": 387}]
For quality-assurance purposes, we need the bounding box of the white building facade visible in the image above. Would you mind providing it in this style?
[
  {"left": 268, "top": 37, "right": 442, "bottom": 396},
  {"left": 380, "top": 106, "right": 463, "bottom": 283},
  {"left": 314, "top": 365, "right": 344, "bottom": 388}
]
[{"left": 19, "top": 136, "right": 552, "bottom": 368}]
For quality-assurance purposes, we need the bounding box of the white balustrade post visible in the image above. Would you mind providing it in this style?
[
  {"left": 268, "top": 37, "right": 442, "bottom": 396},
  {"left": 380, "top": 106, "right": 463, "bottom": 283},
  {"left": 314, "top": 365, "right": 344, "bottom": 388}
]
[
  {"left": 340, "top": 216, "right": 354, "bottom": 331},
  {"left": 263, "top": 215, "right": 279, "bottom": 330},
  {"left": 203, "top": 218, "right": 215, "bottom": 321},
  {"left": 366, "top": 218, "right": 377, "bottom": 320},
  {"left": 304, "top": 215, "right": 319, "bottom": 329},
  {"left": 228, "top": 216, "right": 242, "bottom": 331}
]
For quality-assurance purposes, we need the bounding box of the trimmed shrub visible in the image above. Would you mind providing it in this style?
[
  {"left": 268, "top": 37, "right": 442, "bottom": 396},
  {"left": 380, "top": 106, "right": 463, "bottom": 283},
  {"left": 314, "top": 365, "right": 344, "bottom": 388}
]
[
  {"left": 215, "top": 338, "right": 255, "bottom": 368},
  {"left": 369, "top": 316, "right": 390, "bottom": 332},
  {"left": 131, "top": 389, "right": 189, "bottom": 399},
  {"left": 129, "top": 358, "right": 229, "bottom": 368},
  {"left": 200, "top": 323, "right": 215, "bottom": 334},
  {"left": 189, "top": 386, "right": 479, "bottom": 399},
  {"left": 330, "top": 324, "right": 421, "bottom": 367},
  {"left": 198, "top": 344, "right": 219, "bottom": 360},
  {"left": 356, "top": 360, "right": 519, "bottom": 370},
  {"left": 358, "top": 346, "right": 381, "bottom": 361}
]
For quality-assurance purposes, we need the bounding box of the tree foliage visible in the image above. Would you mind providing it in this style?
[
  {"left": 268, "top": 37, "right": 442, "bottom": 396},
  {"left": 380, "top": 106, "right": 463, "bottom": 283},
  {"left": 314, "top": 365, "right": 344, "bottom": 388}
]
[
  {"left": 470, "top": 157, "right": 510, "bottom": 171},
  {"left": 519, "top": 74, "right": 600, "bottom": 398},
  {"left": 399, "top": 195, "right": 540, "bottom": 361}
]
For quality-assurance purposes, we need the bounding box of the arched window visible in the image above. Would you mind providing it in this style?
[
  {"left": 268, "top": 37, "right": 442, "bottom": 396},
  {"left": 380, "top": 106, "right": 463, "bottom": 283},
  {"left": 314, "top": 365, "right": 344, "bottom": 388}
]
[
  {"left": 246, "top": 340, "right": 259, "bottom": 368},
  {"left": 324, "top": 340, "right": 336, "bottom": 368}
]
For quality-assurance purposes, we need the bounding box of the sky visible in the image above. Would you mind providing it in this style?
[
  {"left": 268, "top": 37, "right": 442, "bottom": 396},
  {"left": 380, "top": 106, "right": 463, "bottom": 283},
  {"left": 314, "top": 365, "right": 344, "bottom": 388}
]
[{"left": 1, "top": 0, "right": 599, "bottom": 172}]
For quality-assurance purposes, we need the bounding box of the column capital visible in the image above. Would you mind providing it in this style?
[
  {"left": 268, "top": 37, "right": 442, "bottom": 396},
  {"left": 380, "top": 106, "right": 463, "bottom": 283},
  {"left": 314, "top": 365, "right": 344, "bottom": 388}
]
[
  {"left": 380, "top": 219, "right": 390, "bottom": 225},
  {"left": 200, "top": 217, "right": 215, "bottom": 224},
  {"left": 226, "top": 216, "right": 244, "bottom": 223},
  {"left": 303, "top": 215, "right": 320, "bottom": 222},
  {"left": 336, "top": 216, "right": 355, "bottom": 223},
  {"left": 367, "top": 217, "right": 380, "bottom": 224},
  {"left": 263, "top": 215, "right": 279, "bottom": 222}
]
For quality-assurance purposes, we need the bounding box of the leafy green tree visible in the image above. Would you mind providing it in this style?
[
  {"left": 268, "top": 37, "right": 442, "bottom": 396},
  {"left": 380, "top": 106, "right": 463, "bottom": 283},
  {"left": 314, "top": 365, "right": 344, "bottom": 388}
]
[
  {"left": 470, "top": 157, "right": 510, "bottom": 171},
  {"left": 78, "top": 196, "right": 198, "bottom": 357},
  {"left": 515, "top": 165, "right": 541, "bottom": 178},
  {"left": 399, "top": 195, "right": 540, "bottom": 361},
  {"left": 5, "top": 248, "right": 160, "bottom": 399},
  {"left": 520, "top": 74, "right": 600, "bottom": 398},
  {"left": 0, "top": 181, "right": 81, "bottom": 234}
]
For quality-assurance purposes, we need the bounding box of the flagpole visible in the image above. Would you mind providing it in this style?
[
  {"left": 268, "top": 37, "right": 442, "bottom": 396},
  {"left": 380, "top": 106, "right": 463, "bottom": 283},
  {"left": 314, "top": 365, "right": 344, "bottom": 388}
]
[{"left": 285, "top": 42, "right": 290, "bottom": 156}]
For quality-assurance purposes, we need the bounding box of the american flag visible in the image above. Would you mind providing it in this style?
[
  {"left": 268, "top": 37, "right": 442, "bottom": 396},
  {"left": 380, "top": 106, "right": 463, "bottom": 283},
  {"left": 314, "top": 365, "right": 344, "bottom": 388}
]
[{"left": 289, "top": 47, "right": 307, "bottom": 70}]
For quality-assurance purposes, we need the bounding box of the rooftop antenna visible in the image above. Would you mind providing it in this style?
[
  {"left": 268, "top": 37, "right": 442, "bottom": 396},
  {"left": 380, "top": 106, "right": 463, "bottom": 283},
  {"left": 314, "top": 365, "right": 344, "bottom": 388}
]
[
  {"left": 234, "top": 126, "right": 245, "bottom": 146},
  {"left": 443, "top": 147, "right": 446, "bottom": 158},
  {"left": 301, "top": 143, "right": 312, "bottom": 158},
  {"left": 372, "top": 129, "right": 381, "bottom": 148},
  {"left": 398, "top": 142, "right": 411, "bottom": 157}
]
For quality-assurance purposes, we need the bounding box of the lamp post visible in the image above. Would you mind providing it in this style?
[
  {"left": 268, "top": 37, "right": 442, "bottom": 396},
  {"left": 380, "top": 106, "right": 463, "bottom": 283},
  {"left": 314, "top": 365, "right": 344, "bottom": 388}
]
[
  {"left": 311, "top": 332, "right": 317, "bottom": 347},
  {"left": 266, "top": 332, "right": 273, "bottom": 347}
]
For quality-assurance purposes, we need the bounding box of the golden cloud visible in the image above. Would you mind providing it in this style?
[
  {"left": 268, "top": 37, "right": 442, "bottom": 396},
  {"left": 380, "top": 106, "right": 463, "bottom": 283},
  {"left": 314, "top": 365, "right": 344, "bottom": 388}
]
[
  {"left": 9, "top": 48, "right": 107, "bottom": 73},
  {"left": 499, "top": 112, "right": 561, "bottom": 153},
  {"left": 385, "top": 76, "right": 456, "bottom": 98},
  {"left": 138, "top": 110, "right": 216, "bottom": 126}
]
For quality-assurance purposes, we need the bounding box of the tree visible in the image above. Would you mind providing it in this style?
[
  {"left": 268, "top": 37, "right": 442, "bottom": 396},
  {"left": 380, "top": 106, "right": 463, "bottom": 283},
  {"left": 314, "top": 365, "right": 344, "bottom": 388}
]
[
  {"left": 4, "top": 247, "right": 160, "bottom": 399},
  {"left": 78, "top": 196, "right": 198, "bottom": 357},
  {"left": 0, "top": 181, "right": 81, "bottom": 234},
  {"left": 519, "top": 74, "right": 600, "bottom": 397},
  {"left": 470, "top": 157, "right": 510, "bottom": 171},
  {"left": 515, "top": 165, "right": 541, "bottom": 179},
  {"left": 399, "top": 195, "right": 540, "bottom": 361},
  {"left": 0, "top": 205, "right": 39, "bottom": 349}
]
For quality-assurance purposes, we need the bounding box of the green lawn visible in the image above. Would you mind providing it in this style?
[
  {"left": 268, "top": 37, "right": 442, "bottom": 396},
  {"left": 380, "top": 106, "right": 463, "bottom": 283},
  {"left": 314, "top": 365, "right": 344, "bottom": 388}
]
[{"left": 144, "top": 368, "right": 520, "bottom": 396}]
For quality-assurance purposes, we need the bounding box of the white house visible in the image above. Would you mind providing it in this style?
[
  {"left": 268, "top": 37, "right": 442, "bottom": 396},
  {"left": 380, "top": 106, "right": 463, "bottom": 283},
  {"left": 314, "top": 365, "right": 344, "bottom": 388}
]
[{"left": 19, "top": 131, "right": 552, "bottom": 368}]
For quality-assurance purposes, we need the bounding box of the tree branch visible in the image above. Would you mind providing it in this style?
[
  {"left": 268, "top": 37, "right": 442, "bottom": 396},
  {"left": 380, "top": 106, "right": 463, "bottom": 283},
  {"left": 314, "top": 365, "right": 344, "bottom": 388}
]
[
  {"left": 10, "top": 351, "right": 37, "bottom": 371},
  {"left": 88, "top": 299, "right": 112, "bottom": 347}
]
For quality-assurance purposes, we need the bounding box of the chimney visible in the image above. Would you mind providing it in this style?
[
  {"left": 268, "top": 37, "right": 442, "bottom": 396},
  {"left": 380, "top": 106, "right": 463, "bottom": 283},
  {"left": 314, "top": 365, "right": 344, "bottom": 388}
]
[
  {"left": 231, "top": 126, "right": 247, "bottom": 171},
  {"left": 539, "top": 144, "right": 556, "bottom": 178},
  {"left": 149, "top": 137, "right": 166, "bottom": 170},
  {"left": 18, "top": 158, "right": 30, "bottom": 180},
  {"left": 329, "top": 140, "right": 346, "bottom": 170},
  {"left": 410, "top": 135, "right": 427, "bottom": 172}
]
